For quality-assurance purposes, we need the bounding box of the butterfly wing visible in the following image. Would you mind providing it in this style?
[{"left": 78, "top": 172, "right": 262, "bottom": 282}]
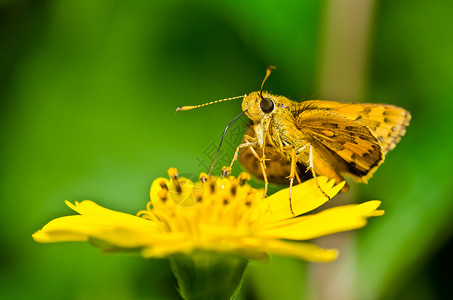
[
  {"left": 295, "top": 109, "right": 384, "bottom": 183},
  {"left": 295, "top": 101, "right": 411, "bottom": 154}
]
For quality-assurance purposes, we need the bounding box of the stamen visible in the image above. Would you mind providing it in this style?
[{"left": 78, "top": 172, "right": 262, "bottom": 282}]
[
  {"left": 245, "top": 190, "right": 255, "bottom": 207},
  {"left": 196, "top": 194, "right": 203, "bottom": 202},
  {"left": 238, "top": 172, "right": 250, "bottom": 186},
  {"left": 158, "top": 189, "right": 168, "bottom": 201},
  {"left": 199, "top": 172, "right": 208, "bottom": 183},
  {"left": 167, "top": 167, "right": 179, "bottom": 179},
  {"left": 230, "top": 180, "right": 238, "bottom": 196},
  {"left": 221, "top": 166, "right": 231, "bottom": 178},
  {"left": 174, "top": 181, "right": 182, "bottom": 194},
  {"left": 193, "top": 185, "right": 204, "bottom": 202},
  {"left": 209, "top": 177, "right": 216, "bottom": 193},
  {"left": 158, "top": 181, "right": 168, "bottom": 201},
  {"left": 167, "top": 168, "right": 182, "bottom": 194}
]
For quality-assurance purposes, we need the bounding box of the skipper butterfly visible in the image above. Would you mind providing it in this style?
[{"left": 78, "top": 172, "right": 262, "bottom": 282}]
[{"left": 178, "top": 66, "right": 411, "bottom": 214}]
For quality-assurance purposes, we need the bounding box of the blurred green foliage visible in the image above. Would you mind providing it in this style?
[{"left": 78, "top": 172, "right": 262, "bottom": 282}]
[{"left": 1, "top": 0, "right": 452, "bottom": 299}]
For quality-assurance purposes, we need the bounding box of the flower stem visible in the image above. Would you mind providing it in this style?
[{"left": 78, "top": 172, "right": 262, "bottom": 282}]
[{"left": 169, "top": 251, "right": 248, "bottom": 300}]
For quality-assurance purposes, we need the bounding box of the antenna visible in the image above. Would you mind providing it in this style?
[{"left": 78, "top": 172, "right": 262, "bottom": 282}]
[
  {"left": 260, "top": 65, "right": 276, "bottom": 98},
  {"left": 176, "top": 95, "right": 246, "bottom": 113}
]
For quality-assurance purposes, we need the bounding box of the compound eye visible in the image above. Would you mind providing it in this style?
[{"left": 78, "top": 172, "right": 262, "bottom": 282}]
[{"left": 260, "top": 98, "right": 274, "bottom": 113}]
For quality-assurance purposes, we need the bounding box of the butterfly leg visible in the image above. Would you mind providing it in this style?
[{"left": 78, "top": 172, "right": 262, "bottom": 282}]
[
  {"left": 308, "top": 144, "right": 331, "bottom": 200},
  {"left": 260, "top": 118, "right": 272, "bottom": 171},
  {"left": 288, "top": 147, "right": 298, "bottom": 215},
  {"left": 294, "top": 166, "right": 302, "bottom": 184},
  {"left": 246, "top": 145, "right": 269, "bottom": 197},
  {"left": 229, "top": 141, "right": 258, "bottom": 169}
]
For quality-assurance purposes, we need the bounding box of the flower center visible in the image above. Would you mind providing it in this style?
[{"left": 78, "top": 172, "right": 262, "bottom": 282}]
[{"left": 138, "top": 168, "right": 265, "bottom": 240}]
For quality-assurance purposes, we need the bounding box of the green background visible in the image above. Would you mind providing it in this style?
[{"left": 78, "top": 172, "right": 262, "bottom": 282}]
[{"left": 1, "top": 0, "right": 452, "bottom": 299}]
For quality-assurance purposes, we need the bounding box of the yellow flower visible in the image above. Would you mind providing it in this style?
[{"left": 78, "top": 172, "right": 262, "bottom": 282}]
[{"left": 33, "top": 168, "right": 383, "bottom": 262}]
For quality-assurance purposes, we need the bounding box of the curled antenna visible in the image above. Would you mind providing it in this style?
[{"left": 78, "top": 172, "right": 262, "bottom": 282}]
[
  {"left": 260, "top": 65, "right": 276, "bottom": 98},
  {"left": 208, "top": 110, "right": 247, "bottom": 176},
  {"left": 176, "top": 95, "right": 246, "bottom": 113}
]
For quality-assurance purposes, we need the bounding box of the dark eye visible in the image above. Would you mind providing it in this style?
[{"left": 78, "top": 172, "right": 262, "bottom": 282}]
[{"left": 260, "top": 98, "right": 274, "bottom": 113}]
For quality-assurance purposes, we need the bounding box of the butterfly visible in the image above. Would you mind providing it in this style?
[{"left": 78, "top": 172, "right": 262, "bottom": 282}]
[{"left": 178, "top": 66, "right": 411, "bottom": 214}]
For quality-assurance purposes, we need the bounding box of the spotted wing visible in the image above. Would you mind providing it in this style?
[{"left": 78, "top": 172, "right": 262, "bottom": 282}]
[
  {"left": 295, "top": 109, "right": 384, "bottom": 182},
  {"left": 294, "top": 101, "right": 410, "bottom": 154}
]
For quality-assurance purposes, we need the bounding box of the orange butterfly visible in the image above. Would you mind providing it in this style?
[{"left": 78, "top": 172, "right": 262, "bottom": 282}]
[{"left": 178, "top": 66, "right": 411, "bottom": 214}]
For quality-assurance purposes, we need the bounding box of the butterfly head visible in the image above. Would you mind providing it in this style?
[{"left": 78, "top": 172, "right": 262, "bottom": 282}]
[
  {"left": 242, "top": 65, "right": 278, "bottom": 121},
  {"left": 242, "top": 91, "right": 276, "bottom": 122}
]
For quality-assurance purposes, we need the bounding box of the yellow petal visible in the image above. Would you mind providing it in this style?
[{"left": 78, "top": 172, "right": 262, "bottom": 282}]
[
  {"left": 141, "top": 240, "right": 196, "bottom": 258},
  {"left": 32, "top": 202, "right": 175, "bottom": 248},
  {"left": 240, "top": 238, "right": 338, "bottom": 262},
  {"left": 65, "top": 200, "right": 163, "bottom": 230},
  {"left": 32, "top": 216, "right": 90, "bottom": 243},
  {"left": 258, "top": 200, "right": 384, "bottom": 240},
  {"left": 66, "top": 200, "right": 152, "bottom": 223},
  {"left": 257, "top": 177, "right": 344, "bottom": 221}
]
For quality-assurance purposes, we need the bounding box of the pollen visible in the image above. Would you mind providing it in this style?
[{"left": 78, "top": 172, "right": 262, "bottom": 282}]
[{"left": 140, "top": 168, "right": 265, "bottom": 240}]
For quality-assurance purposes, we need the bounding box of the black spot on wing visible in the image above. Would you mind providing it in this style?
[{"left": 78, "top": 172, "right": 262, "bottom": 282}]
[
  {"left": 372, "top": 144, "right": 380, "bottom": 152},
  {"left": 345, "top": 161, "right": 369, "bottom": 177}
]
